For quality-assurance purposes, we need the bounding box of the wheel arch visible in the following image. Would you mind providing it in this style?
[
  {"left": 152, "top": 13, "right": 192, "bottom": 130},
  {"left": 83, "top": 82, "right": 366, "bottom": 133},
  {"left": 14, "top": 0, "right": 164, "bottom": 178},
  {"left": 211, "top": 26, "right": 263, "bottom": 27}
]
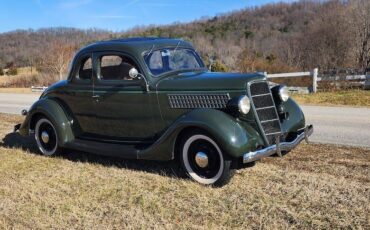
[
  {"left": 29, "top": 112, "right": 46, "bottom": 131},
  {"left": 173, "top": 126, "right": 211, "bottom": 160},
  {"left": 20, "top": 98, "right": 75, "bottom": 147}
]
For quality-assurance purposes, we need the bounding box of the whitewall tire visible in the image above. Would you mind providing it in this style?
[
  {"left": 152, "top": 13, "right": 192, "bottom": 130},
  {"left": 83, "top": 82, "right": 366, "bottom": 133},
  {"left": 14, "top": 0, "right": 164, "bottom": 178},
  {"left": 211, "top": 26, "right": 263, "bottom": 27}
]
[
  {"left": 34, "top": 118, "right": 59, "bottom": 156},
  {"left": 180, "top": 132, "right": 234, "bottom": 186}
]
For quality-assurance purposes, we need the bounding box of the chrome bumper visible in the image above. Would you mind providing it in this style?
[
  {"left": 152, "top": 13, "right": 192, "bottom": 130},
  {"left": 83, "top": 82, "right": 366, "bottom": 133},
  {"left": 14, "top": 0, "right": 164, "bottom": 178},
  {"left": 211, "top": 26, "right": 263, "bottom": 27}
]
[{"left": 243, "top": 125, "right": 313, "bottom": 163}]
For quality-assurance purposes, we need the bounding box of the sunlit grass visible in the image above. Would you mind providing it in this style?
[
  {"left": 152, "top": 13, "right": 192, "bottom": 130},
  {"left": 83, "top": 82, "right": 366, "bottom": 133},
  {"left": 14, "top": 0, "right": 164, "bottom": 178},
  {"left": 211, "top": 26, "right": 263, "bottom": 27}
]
[
  {"left": 292, "top": 90, "right": 370, "bottom": 107},
  {"left": 0, "top": 87, "right": 34, "bottom": 93},
  {"left": 0, "top": 113, "right": 369, "bottom": 229}
]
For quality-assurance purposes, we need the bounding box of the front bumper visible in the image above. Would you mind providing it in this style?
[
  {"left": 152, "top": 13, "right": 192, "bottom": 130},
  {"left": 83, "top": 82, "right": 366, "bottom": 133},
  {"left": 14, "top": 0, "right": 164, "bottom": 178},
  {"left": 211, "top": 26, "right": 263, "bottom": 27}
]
[{"left": 243, "top": 125, "right": 313, "bottom": 163}]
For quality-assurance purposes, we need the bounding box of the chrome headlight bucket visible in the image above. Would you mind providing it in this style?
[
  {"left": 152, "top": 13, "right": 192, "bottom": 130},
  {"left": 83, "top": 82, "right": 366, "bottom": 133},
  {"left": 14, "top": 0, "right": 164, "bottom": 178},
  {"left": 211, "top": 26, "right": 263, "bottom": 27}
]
[
  {"left": 278, "top": 85, "right": 289, "bottom": 102},
  {"left": 238, "top": 95, "right": 251, "bottom": 114}
]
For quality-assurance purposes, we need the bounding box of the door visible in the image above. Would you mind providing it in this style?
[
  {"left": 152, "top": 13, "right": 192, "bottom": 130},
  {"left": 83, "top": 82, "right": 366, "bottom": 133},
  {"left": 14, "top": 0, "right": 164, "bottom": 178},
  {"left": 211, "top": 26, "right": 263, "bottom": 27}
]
[
  {"left": 63, "top": 53, "right": 99, "bottom": 137},
  {"left": 92, "top": 52, "right": 161, "bottom": 142}
]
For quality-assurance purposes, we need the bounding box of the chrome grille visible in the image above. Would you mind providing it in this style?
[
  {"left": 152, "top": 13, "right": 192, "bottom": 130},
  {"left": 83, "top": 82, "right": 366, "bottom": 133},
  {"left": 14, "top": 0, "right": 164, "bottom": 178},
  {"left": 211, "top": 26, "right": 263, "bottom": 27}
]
[
  {"left": 168, "top": 93, "right": 230, "bottom": 109},
  {"left": 248, "top": 81, "right": 281, "bottom": 145}
]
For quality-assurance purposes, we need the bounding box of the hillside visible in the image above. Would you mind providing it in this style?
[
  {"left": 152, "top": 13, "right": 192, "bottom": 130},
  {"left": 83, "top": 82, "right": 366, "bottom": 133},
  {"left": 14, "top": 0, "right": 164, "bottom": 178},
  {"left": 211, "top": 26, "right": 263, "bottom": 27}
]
[
  {"left": 0, "top": 28, "right": 110, "bottom": 68},
  {"left": 0, "top": 0, "right": 368, "bottom": 79}
]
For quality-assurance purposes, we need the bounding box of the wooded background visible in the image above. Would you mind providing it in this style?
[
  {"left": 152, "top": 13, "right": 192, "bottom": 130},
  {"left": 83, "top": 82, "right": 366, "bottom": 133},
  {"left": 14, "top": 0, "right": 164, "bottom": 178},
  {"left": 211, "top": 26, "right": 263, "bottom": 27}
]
[{"left": 0, "top": 0, "right": 369, "bottom": 87}]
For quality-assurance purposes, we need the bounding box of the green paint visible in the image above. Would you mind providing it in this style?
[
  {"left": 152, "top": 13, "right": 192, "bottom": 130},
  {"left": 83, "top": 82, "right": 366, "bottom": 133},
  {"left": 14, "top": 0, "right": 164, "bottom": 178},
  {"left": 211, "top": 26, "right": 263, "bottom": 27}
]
[{"left": 20, "top": 38, "right": 307, "bottom": 162}]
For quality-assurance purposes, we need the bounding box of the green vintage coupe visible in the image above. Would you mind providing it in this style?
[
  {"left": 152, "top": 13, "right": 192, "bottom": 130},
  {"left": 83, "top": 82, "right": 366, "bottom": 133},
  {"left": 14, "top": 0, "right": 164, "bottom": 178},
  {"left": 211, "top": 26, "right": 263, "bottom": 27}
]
[{"left": 16, "top": 38, "right": 313, "bottom": 186}]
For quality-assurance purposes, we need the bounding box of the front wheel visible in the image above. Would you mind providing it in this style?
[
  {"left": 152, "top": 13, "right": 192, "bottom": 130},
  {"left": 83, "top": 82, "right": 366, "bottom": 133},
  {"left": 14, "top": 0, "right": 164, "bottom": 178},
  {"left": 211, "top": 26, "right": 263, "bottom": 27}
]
[
  {"left": 179, "top": 131, "right": 235, "bottom": 186},
  {"left": 34, "top": 117, "right": 61, "bottom": 156}
]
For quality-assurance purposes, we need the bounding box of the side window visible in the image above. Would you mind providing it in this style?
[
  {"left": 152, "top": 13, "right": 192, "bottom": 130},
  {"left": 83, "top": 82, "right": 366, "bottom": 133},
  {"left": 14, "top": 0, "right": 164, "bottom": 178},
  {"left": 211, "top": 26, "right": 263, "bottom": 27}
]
[
  {"left": 78, "top": 57, "right": 92, "bottom": 80},
  {"left": 99, "top": 55, "right": 137, "bottom": 81}
]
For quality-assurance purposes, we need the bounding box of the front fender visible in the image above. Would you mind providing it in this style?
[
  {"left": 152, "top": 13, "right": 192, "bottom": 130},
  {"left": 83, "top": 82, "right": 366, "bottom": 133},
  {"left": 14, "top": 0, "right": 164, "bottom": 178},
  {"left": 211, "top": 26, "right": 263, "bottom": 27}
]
[
  {"left": 281, "top": 98, "right": 306, "bottom": 133},
  {"left": 19, "top": 98, "right": 75, "bottom": 146},
  {"left": 138, "top": 109, "right": 264, "bottom": 160},
  {"left": 177, "top": 109, "right": 264, "bottom": 158}
]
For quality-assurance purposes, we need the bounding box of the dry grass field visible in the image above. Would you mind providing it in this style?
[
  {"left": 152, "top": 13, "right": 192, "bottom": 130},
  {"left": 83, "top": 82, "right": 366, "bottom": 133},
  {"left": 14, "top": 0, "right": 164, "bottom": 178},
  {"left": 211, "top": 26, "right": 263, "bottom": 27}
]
[
  {"left": 292, "top": 90, "right": 370, "bottom": 107},
  {"left": 0, "top": 114, "right": 369, "bottom": 229},
  {"left": 0, "top": 88, "right": 33, "bottom": 94},
  {"left": 0, "top": 66, "right": 56, "bottom": 88},
  {"left": 0, "top": 67, "right": 38, "bottom": 86},
  {"left": 0, "top": 76, "right": 12, "bottom": 86}
]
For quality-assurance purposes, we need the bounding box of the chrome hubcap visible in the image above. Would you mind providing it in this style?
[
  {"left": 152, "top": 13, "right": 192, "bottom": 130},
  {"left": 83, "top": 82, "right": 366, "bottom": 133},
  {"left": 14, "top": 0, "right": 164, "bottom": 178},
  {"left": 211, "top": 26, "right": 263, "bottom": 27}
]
[
  {"left": 195, "top": 152, "right": 209, "bottom": 168},
  {"left": 41, "top": 131, "right": 49, "bottom": 144}
]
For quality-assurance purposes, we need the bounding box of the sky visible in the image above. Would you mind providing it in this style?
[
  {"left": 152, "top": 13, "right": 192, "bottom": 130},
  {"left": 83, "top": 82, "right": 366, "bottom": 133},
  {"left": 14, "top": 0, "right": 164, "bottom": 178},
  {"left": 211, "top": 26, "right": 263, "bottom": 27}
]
[{"left": 0, "top": 0, "right": 294, "bottom": 33}]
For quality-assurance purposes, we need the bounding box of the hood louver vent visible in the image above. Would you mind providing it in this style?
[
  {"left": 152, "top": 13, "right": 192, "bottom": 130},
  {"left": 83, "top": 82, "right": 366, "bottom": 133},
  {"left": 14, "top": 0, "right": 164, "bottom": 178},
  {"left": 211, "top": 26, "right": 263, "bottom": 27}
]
[{"left": 168, "top": 93, "right": 230, "bottom": 109}]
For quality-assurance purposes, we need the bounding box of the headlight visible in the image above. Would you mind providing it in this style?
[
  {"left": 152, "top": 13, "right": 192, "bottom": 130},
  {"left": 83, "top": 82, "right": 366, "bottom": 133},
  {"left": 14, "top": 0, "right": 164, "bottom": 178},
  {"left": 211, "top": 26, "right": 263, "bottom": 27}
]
[
  {"left": 279, "top": 86, "right": 289, "bottom": 102},
  {"left": 238, "top": 95, "right": 251, "bottom": 114}
]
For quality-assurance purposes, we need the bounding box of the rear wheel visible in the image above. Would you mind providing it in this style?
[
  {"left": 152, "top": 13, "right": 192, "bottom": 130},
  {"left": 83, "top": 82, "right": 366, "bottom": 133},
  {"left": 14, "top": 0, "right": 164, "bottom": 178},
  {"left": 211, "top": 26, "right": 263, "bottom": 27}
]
[
  {"left": 179, "top": 131, "right": 234, "bottom": 186},
  {"left": 34, "top": 118, "right": 61, "bottom": 156}
]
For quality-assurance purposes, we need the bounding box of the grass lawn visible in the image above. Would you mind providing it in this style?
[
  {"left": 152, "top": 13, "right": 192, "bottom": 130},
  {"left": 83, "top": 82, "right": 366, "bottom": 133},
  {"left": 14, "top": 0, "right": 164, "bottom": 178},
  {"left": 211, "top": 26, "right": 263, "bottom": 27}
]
[
  {"left": 0, "top": 114, "right": 369, "bottom": 229},
  {"left": 292, "top": 89, "right": 370, "bottom": 107}
]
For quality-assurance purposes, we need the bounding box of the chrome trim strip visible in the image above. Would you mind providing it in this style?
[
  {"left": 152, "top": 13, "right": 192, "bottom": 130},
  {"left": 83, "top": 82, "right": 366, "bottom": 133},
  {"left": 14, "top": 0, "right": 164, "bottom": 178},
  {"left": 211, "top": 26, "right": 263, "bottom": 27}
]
[
  {"left": 255, "top": 106, "right": 275, "bottom": 110},
  {"left": 251, "top": 93, "right": 271, "bottom": 97},
  {"left": 265, "top": 131, "right": 283, "bottom": 136},
  {"left": 243, "top": 125, "right": 313, "bottom": 163},
  {"left": 260, "top": 118, "right": 279, "bottom": 123}
]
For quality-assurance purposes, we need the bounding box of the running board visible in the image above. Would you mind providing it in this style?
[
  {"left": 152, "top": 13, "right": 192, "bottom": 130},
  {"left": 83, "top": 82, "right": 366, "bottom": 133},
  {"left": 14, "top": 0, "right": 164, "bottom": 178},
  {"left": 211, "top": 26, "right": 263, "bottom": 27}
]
[{"left": 65, "top": 138, "right": 139, "bottom": 159}]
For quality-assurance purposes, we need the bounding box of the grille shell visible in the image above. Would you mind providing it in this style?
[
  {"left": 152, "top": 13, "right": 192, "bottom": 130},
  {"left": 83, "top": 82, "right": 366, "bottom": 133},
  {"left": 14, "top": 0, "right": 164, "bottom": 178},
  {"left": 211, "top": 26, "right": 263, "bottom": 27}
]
[
  {"left": 248, "top": 81, "right": 282, "bottom": 145},
  {"left": 168, "top": 93, "right": 230, "bottom": 109}
]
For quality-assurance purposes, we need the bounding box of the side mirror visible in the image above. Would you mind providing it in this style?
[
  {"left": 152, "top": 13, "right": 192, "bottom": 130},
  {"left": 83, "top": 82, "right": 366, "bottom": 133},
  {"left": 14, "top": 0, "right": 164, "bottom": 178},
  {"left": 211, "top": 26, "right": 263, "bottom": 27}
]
[
  {"left": 129, "top": 67, "right": 139, "bottom": 79},
  {"left": 128, "top": 67, "right": 150, "bottom": 92}
]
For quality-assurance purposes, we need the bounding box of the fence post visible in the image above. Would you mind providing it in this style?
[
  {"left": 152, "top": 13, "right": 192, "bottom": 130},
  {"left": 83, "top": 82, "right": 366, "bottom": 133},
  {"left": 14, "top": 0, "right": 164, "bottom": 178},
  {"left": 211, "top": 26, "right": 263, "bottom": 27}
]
[{"left": 312, "top": 68, "right": 318, "bottom": 93}]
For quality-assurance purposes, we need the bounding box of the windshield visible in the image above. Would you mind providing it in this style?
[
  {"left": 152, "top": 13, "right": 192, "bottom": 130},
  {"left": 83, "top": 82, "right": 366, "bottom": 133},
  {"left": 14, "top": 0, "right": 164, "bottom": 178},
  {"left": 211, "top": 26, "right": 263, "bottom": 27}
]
[{"left": 144, "top": 48, "right": 205, "bottom": 76}]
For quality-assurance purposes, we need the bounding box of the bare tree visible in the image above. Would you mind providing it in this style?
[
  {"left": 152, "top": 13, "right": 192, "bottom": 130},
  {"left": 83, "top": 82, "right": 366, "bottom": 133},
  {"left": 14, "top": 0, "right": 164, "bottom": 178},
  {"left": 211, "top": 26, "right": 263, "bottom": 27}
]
[
  {"left": 349, "top": 0, "right": 370, "bottom": 71},
  {"left": 40, "top": 41, "right": 77, "bottom": 80}
]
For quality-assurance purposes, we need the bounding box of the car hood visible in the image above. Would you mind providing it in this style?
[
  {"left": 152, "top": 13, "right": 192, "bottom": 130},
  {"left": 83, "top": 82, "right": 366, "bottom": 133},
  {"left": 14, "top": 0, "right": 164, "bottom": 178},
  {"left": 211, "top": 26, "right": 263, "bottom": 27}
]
[{"left": 155, "top": 71, "right": 265, "bottom": 91}]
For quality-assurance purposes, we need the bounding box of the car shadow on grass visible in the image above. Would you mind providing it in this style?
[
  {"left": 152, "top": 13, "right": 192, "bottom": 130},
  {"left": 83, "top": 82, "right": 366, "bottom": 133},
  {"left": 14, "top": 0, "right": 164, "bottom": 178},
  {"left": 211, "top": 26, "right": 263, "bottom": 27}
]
[
  {"left": 1, "top": 131, "right": 39, "bottom": 153},
  {"left": 1, "top": 131, "right": 185, "bottom": 179}
]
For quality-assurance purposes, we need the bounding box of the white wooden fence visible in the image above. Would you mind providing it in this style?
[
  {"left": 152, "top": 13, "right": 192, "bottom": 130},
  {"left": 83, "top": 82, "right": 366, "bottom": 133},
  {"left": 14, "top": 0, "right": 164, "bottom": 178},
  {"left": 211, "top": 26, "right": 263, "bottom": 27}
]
[
  {"left": 267, "top": 68, "right": 370, "bottom": 93},
  {"left": 31, "top": 86, "right": 48, "bottom": 92},
  {"left": 266, "top": 68, "right": 318, "bottom": 93}
]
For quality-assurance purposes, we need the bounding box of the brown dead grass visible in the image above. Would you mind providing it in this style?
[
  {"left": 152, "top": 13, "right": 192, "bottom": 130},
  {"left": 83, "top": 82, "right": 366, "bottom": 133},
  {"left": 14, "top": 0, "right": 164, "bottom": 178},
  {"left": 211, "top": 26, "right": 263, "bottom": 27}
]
[
  {"left": 0, "top": 67, "right": 36, "bottom": 86},
  {"left": 0, "top": 113, "right": 369, "bottom": 229},
  {"left": 0, "top": 70, "right": 57, "bottom": 88},
  {"left": 292, "top": 89, "right": 370, "bottom": 107},
  {"left": 0, "top": 88, "right": 34, "bottom": 94}
]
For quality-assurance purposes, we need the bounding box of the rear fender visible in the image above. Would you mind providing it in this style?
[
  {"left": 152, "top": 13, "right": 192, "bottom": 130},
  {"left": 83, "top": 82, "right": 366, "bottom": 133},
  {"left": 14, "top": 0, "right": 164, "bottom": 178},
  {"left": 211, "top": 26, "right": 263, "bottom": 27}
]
[{"left": 19, "top": 98, "right": 75, "bottom": 146}]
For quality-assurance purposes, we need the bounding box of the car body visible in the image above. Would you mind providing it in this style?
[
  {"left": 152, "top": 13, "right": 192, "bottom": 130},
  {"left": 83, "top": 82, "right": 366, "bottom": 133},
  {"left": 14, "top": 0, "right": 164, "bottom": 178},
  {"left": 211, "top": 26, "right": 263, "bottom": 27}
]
[{"left": 16, "top": 37, "right": 313, "bottom": 186}]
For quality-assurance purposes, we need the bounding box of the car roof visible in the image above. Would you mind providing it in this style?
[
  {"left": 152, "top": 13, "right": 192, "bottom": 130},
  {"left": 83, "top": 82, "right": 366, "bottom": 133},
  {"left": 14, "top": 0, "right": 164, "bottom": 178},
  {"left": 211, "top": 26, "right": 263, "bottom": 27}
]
[{"left": 78, "top": 37, "right": 194, "bottom": 56}]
